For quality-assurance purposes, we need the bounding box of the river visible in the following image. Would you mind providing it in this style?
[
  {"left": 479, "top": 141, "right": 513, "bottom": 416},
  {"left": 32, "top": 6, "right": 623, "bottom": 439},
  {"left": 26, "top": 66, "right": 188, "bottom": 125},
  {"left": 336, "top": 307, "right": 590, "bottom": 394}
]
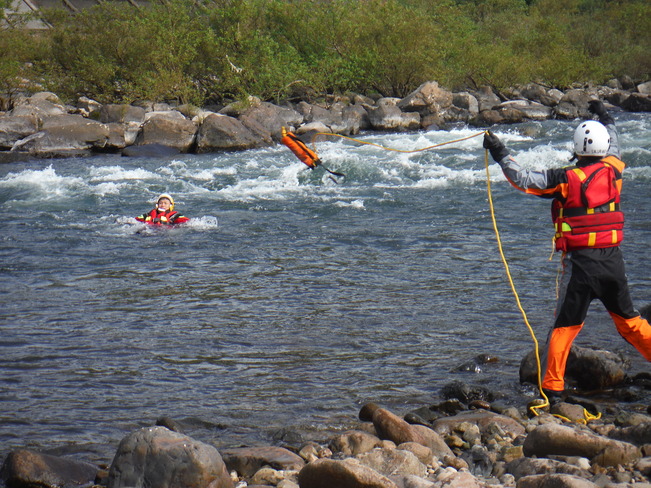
[{"left": 1, "top": 114, "right": 649, "bottom": 466}]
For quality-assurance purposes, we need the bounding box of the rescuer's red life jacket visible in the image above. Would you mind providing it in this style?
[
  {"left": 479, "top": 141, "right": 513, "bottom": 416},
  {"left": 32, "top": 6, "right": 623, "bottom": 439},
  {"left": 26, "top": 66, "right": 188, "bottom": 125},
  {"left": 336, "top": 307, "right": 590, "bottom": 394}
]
[{"left": 552, "top": 156, "right": 625, "bottom": 252}]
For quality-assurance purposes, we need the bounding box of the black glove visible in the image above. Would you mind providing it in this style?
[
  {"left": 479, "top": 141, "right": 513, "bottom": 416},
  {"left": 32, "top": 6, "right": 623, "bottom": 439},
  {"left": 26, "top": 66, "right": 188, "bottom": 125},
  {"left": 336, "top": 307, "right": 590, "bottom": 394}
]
[
  {"left": 588, "top": 100, "right": 614, "bottom": 125},
  {"left": 483, "top": 131, "right": 509, "bottom": 162}
]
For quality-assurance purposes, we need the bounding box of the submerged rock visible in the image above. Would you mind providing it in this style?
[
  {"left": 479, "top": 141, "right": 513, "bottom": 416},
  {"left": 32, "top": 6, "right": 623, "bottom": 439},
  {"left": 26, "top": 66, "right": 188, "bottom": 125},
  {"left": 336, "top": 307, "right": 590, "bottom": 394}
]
[{"left": 519, "top": 345, "right": 629, "bottom": 390}]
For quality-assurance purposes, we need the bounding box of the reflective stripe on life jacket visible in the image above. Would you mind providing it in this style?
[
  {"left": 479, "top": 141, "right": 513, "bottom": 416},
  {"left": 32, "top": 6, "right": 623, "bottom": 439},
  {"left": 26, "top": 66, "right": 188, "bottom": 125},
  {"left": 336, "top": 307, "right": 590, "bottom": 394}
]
[{"left": 552, "top": 156, "right": 625, "bottom": 252}]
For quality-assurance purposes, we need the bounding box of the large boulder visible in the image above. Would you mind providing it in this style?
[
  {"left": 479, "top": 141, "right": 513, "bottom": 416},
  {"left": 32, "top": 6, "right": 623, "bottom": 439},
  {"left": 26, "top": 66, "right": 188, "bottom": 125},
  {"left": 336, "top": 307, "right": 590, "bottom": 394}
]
[
  {"left": 366, "top": 98, "right": 421, "bottom": 132},
  {"left": 431, "top": 410, "right": 526, "bottom": 440},
  {"left": 135, "top": 112, "right": 197, "bottom": 152},
  {"left": 0, "top": 449, "right": 99, "bottom": 488},
  {"left": 554, "top": 89, "right": 592, "bottom": 119},
  {"left": 397, "top": 81, "right": 454, "bottom": 116},
  {"left": 505, "top": 456, "right": 591, "bottom": 480},
  {"left": 518, "top": 83, "right": 564, "bottom": 107},
  {"left": 473, "top": 86, "right": 502, "bottom": 112},
  {"left": 296, "top": 102, "right": 339, "bottom": 127},
  {"left": 10, "top": 92, "right": 67, "bottom": 119},
  {"left": 297, "top": 458, "right": 398, "bottom": 488},
  {"left": 637, "top": 81, "right": 651, "bottom": 95},
  {"left": 496, "top": 100, "right": 553, "bottom": 120},
  {"left": 356, "top": 448, "right": 428, "bottom": 478},
  {"left": 105, "top": 122, "right": 129, "bottom": 150},
  {"left": 522, "top": 423, "right": 641, "bottom": 467},
  {"left": 294, "top": 101, "right": 367, "bottom": 135},
  {"left": 0, "top": 115, "right": 38, "bottom": 149},
  {"left": 238, "top": 113, "right": 274, "bottom": 145},
  {"left": 452, "top": 92, "right": 479, "bottom": 116},
  {"left": 553, "top": 101, "right": 580, "bottom": 120},
  {"left": 342, "top": 103, "right": 371, "bottom": 133},
  {"left": 604, "top": 90, "right": 633, "bottom": 109},
  {"left": 220, "top": 446, "right": 305, "bottom": 478},
  {"left": 196, "top": 113, "right": 269, "bottom": 152},
  {"left": 519, "top": 345, "right": 629, "bottom": 390},
  {"left": 329, "top": 430, "right": 384, "bottom": 457},
  {"left": 474, "top": 106, "right": 527, "bottom": 125},
  {"left": 621, "top": 93, "right": 651, "bottom": 112},
  {"left": 359, "top": 403, "right": 453, "bottom": 459},
  {"left": 516, "top": 473, "right": 599, "bottom": 488},
  {"left": 240, "top": 101, "right": 303, "bottom": 140},
  {"left": 608, "top": 422, "right": 651, "bottom": 446},
  {"left": 107, "top": 426, "right": 233, "bottom": 488},
  {"left": 99, "top": 104, "right": 146, "bottom": 125},
  {"left": 11, "top": 114, "right": 110, "bottom": 156}
]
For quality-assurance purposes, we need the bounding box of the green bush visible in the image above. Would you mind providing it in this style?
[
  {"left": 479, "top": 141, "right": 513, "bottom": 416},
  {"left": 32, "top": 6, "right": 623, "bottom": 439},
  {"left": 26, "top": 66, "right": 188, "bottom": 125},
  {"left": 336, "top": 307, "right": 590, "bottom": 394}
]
[
  {"left": 0, "top": 0, "right": 647, "bottom": 105},
  {"left": 38, "top": 1, "right": 218, "bottom": 104}
]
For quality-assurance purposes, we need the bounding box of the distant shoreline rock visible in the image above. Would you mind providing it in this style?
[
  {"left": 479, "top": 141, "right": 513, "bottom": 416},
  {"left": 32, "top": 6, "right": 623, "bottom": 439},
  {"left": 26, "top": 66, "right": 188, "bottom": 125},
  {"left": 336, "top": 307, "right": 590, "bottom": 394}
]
[{"left": 1, "top": 79, "right": 650, "bottom": 162}]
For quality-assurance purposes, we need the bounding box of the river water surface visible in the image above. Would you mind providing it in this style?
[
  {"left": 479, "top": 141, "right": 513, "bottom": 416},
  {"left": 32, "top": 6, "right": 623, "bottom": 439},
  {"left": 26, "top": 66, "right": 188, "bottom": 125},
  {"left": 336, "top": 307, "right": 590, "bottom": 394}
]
[{"left": 1, "top": 114, "right": 650, "bottom": 466}]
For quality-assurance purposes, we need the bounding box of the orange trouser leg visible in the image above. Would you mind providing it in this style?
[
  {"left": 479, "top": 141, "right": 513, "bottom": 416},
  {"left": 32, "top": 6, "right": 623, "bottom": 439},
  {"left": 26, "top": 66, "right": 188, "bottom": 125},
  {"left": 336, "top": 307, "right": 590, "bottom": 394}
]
[
  {"left": 609, "top": 312, "right": 651, "bottom": 361},
  {"left": 542, "top": 324, "right": 583, "bottom": 392}
]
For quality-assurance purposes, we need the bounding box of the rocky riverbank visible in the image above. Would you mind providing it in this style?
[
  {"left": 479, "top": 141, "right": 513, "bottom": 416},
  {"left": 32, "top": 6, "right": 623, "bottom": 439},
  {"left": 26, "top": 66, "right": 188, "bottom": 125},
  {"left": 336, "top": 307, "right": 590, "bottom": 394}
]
[
  {"left": 1, "top": 78, "right": 650, "bottom": 162},
  {"left": 2, "top": 341, "right": 650, "bottom": 488}
]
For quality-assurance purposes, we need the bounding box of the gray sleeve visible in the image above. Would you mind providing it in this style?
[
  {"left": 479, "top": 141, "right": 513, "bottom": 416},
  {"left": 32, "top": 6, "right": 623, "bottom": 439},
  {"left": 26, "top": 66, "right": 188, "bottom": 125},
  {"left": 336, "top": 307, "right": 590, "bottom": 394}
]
[
  {"left": 497, "top": 156, "right": 551, "bottom": 190},
  {"left": 605, "top": 122, "right": 620, "bottom": 159}
]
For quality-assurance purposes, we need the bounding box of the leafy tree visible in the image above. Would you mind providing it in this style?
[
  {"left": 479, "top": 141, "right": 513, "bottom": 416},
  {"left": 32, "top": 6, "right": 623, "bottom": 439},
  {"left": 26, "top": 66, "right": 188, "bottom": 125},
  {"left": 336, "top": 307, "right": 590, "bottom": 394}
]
[
  {"left": 0, "top": 0, "right": 646, "bottom": 105},
  {"left": 40, "top": 0, "right": 217, "bottom": 104}
]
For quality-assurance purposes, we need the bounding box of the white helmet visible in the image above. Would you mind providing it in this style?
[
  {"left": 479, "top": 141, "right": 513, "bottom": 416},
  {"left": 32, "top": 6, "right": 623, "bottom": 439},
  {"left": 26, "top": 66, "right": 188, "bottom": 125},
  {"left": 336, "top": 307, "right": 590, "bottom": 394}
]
[
  {"left": 157, "top": 193, "right": 175, "bottom": 210},
  {"left": 573, "top": 120, "right": 610, "bottom": 157}
]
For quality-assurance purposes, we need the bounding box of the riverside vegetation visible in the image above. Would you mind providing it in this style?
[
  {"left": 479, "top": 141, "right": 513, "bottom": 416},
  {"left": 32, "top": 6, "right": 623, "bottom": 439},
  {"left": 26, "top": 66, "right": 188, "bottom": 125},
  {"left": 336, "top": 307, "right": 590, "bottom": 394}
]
[{"left": 1, "top": 0, "right": 650, "bottom": 107}]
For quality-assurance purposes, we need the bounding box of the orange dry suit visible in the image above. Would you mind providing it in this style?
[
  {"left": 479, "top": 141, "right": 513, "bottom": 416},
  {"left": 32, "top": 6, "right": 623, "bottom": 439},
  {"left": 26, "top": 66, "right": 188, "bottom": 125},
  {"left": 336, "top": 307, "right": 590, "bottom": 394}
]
[
  {"left": 492, "top": 122, "right": 651, "bottom": 392},
  {"left": 136, "top": 208, "right": 189, "bottom": 225}
]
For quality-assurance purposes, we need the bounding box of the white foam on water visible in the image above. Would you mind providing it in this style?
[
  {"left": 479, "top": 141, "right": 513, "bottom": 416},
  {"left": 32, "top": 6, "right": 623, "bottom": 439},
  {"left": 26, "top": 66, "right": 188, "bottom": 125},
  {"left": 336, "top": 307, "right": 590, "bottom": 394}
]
[
  {"left": 89, "top": 166, "right": 158, "bottom": 182},
  {"left": 215, "top": 162, "right": 311, "bottom": 202},
  {"left": 0, "top": 165, "right": 86, "bottom": 202},
  {"left": 184, "top": 216, "right": 219, "bottom": 229},
  {"left": 92, "top": 182, "right": 127, "bottom": 197},
  {"left": 334, "top": 199, "right": 365, "bottom": 209},
  {"left": 513, "top": 144, "right": 574, "bottom": 171},
  {"left": 185, "top": 166, "right": 237, "bottom": 181},
  {"left": 627, "top": 166, "right": 651, "bottom": 180}
]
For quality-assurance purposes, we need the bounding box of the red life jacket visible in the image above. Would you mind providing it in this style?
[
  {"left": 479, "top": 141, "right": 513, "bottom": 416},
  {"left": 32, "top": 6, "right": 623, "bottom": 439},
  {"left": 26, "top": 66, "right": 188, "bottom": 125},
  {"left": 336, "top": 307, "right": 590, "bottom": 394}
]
[
  {"left": 552, "top": 156, "right": 625, "bottom": 252},
  {"left": 137, "top": 208, "right": 188, "bottom": 225}
]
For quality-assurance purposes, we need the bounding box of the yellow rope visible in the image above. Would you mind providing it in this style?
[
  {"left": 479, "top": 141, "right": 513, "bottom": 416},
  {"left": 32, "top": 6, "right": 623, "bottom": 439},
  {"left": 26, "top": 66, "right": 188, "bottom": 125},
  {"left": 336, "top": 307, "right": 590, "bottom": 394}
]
[
  {"left": 305, "top": 129, "right": 602, "bottom": 421},
  {"left": 309, "top": 131, "right": 487, "bottom": 154},
  {"left": 481, "top": 138, "right": 549, "bottom": 416},
  {"left": 483, "top": 140, "right": 600, "bottom": 422}
]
